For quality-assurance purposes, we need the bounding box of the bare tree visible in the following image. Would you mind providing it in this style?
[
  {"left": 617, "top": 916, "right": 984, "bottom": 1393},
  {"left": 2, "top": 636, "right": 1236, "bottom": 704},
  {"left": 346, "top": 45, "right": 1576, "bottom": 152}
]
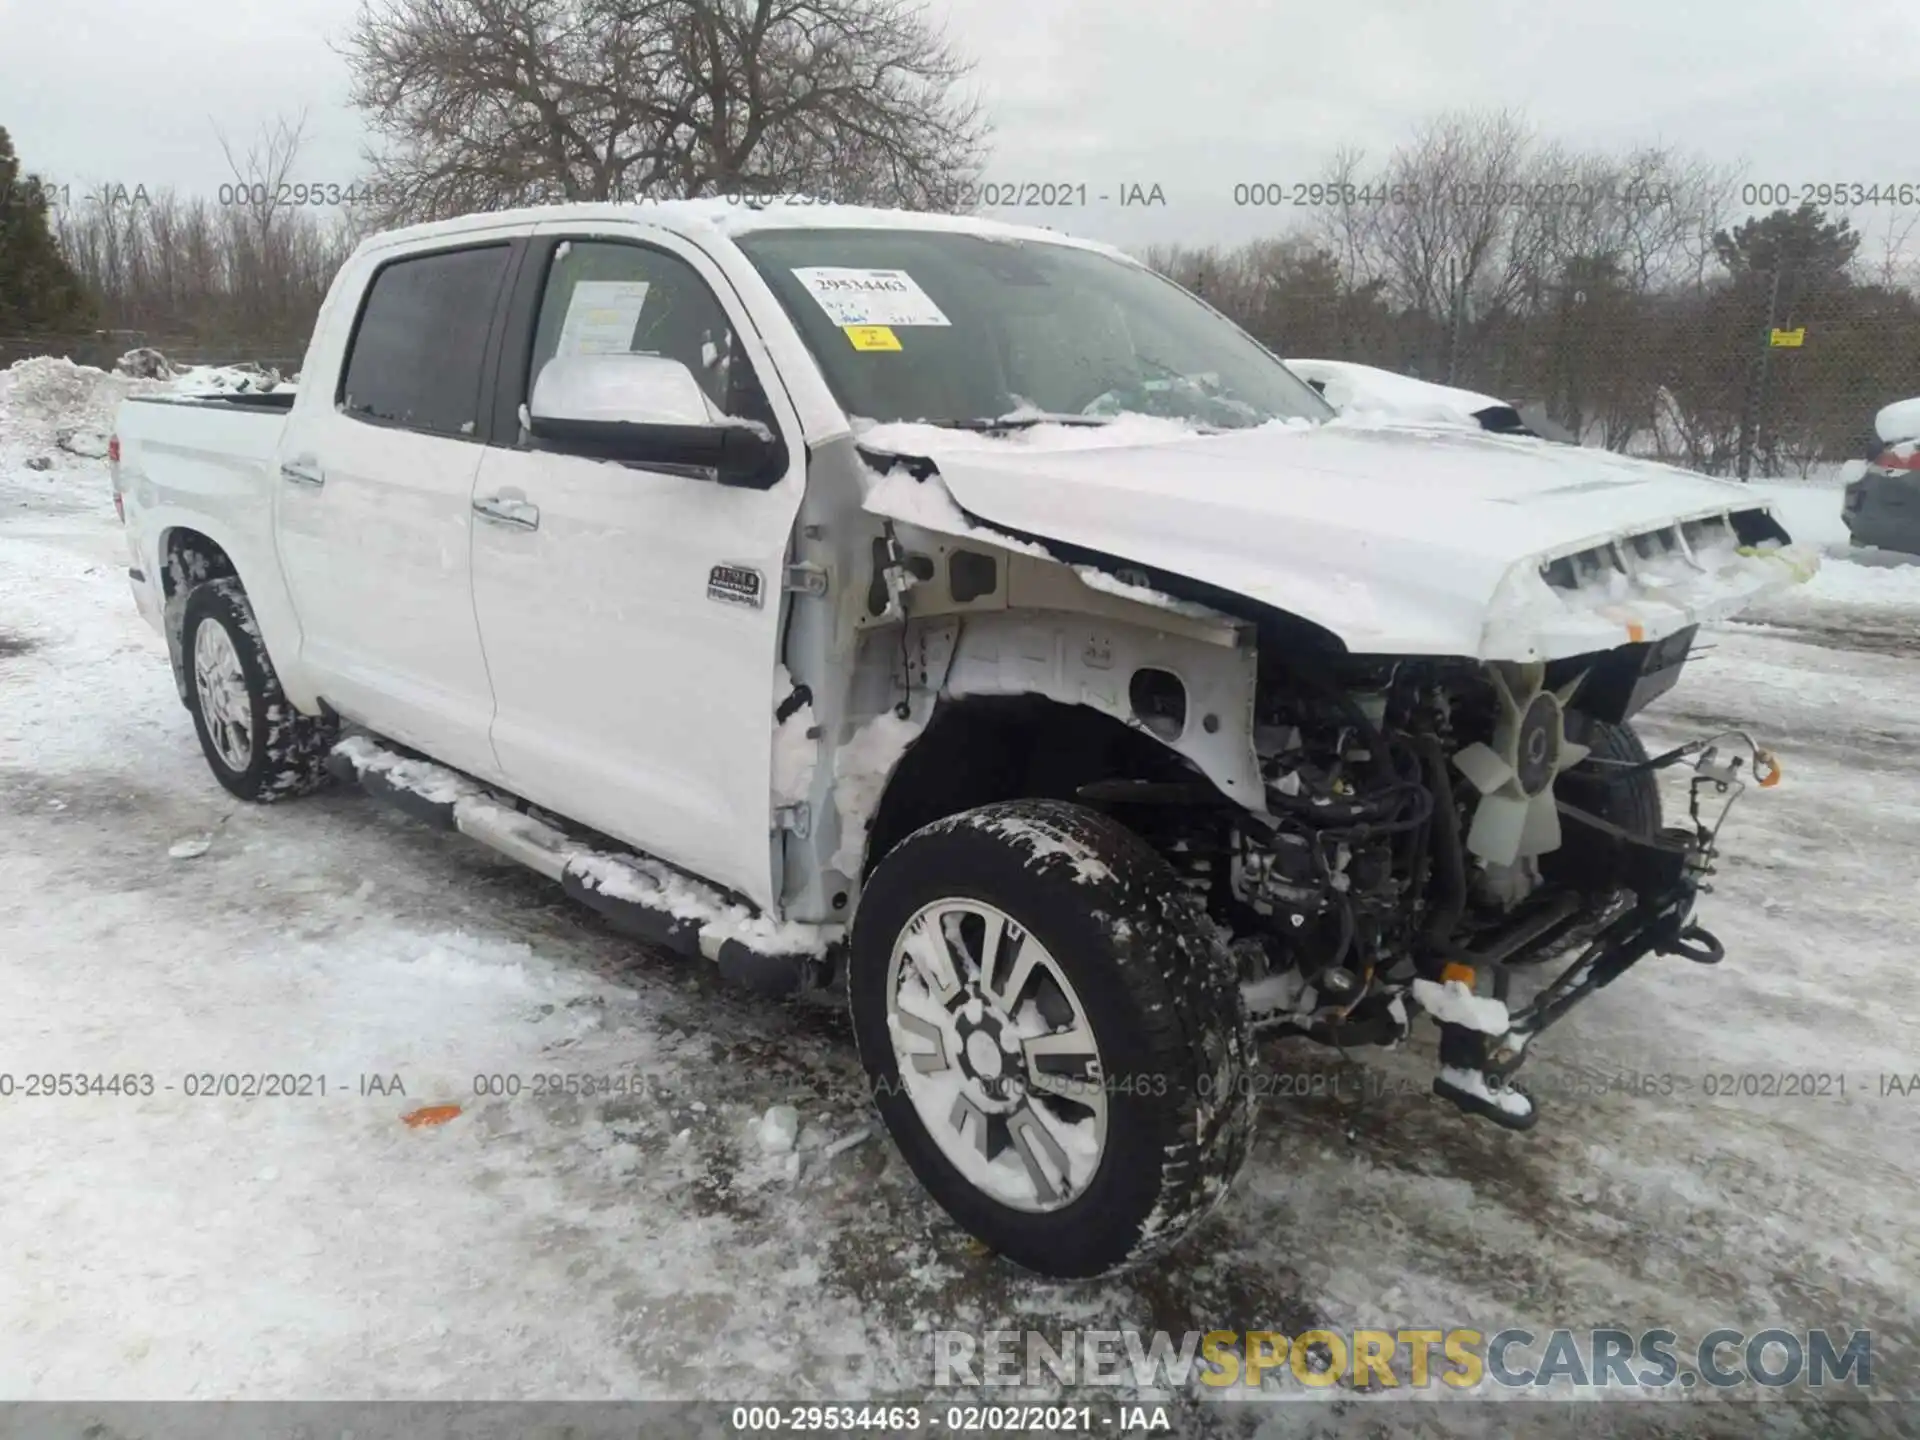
[
  {"left": 1327, "top": 111, "right": 1543, "bottom": 381},
  {"left": 340, "top": 0, "right": 988, "bottom": 223},
  {"left": 1861, "top": 204, "right": 1920, "bottom": 292},
  {"left": 215, "top": 111, "right": 310, "bottom": 244},
  {"left": 53, "top": 180, "right": 354, "bottom": 359}
]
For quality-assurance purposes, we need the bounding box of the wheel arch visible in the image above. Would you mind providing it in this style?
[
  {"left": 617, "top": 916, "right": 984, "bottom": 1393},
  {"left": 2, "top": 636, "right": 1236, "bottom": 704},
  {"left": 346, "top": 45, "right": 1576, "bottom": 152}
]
[
  {"left": 859, "top": 693, "right": 1230, "bottom": 882},
  {"left": 157, "top": 526, "right": 240, "bottom": 702},
  {"left": 152, "top": 520, "right": 318, "bottom": 712}
]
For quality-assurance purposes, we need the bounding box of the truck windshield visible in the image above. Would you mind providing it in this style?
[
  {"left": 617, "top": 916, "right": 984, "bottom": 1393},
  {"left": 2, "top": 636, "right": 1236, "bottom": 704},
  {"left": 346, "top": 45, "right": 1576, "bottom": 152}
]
[{"left": 734, "top": 228, "right": 1334, "bottom": 431}]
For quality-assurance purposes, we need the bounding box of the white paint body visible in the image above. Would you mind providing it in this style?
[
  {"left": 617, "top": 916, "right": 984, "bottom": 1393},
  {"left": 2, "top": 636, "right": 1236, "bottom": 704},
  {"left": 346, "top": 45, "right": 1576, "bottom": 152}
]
[{"left": 112, "top": 199, "right": 1808, "bottom": 918}]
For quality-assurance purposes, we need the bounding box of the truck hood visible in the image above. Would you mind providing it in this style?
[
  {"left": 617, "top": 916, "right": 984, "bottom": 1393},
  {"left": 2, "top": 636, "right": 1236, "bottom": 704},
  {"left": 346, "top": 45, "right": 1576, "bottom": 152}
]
[{"left": 858, "top": 416, "right": 1818, "bottom": 661}]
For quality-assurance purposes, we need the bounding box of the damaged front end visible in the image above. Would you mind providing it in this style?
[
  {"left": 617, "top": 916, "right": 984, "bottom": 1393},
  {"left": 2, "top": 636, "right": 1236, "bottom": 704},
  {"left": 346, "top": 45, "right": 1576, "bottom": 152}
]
[
  {"left": 852, "top": 441, "right": 1806, "bottom": 1132},
  {"left": 1174, "top": 651, "right": 1780, "bottom": 1132},
  {"left": 1427, "top": 714, "right": 1775, "bottom": 1129}
]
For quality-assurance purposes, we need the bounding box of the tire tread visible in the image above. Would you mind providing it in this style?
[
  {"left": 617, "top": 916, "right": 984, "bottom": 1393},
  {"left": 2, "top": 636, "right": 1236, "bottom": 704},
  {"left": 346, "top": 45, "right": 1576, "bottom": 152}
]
[{"left": 184, "top": 578, "right": 338, "bottom": 802}]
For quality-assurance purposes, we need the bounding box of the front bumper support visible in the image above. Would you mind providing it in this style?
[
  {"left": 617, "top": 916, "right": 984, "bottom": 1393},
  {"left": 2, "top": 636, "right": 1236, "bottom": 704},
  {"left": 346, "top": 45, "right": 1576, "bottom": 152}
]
[{"left": 1433, "top": 811, "right": 1726, "bottom": 1130}]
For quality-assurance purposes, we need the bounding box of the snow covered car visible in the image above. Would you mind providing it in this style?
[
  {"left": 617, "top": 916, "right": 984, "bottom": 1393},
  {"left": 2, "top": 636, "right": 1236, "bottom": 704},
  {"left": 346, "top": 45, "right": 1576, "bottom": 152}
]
[
  {"left": 110, "top": 200, "right": 1813, "bottom": 1278},
  {"left": 1285, "top": 357, "right": 1574, "bottom": 440},
  {"left": 1843, "top": 397, "right": 1920, "bottom": 557}
]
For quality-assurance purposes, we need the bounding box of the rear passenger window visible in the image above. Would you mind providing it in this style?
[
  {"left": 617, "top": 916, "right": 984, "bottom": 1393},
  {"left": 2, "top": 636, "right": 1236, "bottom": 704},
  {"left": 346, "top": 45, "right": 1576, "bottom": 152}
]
[{"left": 340, "top": 244, "right": 512, "bottom": 438}]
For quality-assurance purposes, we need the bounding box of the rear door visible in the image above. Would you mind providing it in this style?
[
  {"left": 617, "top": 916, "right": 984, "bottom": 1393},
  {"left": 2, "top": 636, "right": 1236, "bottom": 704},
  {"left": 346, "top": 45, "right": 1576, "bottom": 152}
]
[
  {"left": 468, "top": 225, "right": 806, "bottom": 909},
  {"left": 274, "top": 239, "right": 520, "bottom": 778}
]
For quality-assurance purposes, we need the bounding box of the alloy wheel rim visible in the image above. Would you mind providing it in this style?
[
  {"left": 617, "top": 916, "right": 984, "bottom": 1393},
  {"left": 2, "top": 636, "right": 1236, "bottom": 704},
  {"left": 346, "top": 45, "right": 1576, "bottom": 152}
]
[
  {"left": 193, "top": 619, "right": 253, "bottom": 771},
  {"left": 886, "top": 898, "right": 1108, "bottom": 1213}
]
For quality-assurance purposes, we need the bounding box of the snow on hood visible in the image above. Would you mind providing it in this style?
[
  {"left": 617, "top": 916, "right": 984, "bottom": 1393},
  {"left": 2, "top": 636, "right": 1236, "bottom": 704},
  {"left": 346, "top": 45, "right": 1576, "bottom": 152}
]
[{"left": 859, "top": 415, "right": 1814, "bottom": 661}]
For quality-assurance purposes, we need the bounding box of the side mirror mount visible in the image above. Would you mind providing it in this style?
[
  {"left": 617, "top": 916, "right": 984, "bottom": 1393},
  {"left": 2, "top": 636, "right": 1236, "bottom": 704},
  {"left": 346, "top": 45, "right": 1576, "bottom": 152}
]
[{"left": 526, "top": 353, "right": 786, "bottom": 489}]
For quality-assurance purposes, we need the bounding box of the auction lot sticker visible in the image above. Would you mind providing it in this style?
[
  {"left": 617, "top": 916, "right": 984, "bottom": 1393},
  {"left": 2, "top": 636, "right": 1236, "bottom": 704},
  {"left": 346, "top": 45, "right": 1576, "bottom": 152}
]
[{"left": 792, "top": 267, "right": 952, "bottom": 327}]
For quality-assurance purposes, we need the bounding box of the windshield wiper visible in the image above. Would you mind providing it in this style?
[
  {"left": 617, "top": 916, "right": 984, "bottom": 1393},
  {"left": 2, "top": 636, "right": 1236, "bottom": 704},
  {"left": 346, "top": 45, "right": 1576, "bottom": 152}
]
[{"left": 922, "top": 413, "right": 1114, "bottom": 432}]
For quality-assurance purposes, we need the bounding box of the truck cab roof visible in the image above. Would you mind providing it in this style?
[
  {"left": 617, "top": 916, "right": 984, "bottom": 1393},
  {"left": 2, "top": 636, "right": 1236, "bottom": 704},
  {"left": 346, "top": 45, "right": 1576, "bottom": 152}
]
[{"left": 359, "top": 197, "right": 1134, "bottom": 262}]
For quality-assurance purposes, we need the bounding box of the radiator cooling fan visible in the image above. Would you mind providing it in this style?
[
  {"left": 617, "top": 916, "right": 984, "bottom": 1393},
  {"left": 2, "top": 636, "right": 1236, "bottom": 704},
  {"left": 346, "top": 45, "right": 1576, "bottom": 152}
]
[{"left": 1451, "top": 662, "right": 1590, "bottom": 866}]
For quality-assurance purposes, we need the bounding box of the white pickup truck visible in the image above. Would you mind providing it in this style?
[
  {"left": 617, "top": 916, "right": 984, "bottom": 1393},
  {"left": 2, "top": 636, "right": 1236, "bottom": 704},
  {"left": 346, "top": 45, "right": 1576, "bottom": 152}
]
[{"left": 112, "top": 199, "right": 1812, "bottom": 1278}]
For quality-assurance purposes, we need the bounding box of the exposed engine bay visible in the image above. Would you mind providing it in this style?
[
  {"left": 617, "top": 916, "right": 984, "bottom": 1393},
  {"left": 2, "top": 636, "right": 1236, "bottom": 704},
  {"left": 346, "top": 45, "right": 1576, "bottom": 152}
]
[
  {"left": 848, "top": 448, "right": 1800, "bottom": 1133},
  {"left": 1091, "top": 642, "right": 1777, "bottom": 1129}
]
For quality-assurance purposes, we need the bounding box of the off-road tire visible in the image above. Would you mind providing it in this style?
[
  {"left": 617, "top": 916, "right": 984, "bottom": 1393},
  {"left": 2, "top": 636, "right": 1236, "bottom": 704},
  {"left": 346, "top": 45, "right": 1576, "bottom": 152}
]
[
  {"left": 182, "top": 578, "right": 338, "bottom": 802},
  {"left": 849, "top": 799, "right": 1255, "bottom": 1278}
]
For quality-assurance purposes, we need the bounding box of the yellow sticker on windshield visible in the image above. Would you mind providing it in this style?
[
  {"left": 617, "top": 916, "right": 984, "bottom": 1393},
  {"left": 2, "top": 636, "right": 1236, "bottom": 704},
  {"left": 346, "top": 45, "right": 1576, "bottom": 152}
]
[{"left": 845, "top": 325, "right": 902, "bottom": 351}]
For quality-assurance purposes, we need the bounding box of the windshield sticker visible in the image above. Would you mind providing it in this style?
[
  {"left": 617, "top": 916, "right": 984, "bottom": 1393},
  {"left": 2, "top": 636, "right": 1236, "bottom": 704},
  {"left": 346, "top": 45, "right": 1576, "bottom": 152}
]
[
  {"left": 792, "top": 268, "right": 951, "bottom": 327},
  {"left": 844, "top": 324, "right": 902, "bottom": 352},
  {"left": 555, "top": 280, "right": 651, "bottom": 356}
]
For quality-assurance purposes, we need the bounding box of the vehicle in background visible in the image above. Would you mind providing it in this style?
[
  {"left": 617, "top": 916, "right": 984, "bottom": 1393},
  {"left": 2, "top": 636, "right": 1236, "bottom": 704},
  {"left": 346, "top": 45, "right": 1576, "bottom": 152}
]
[
  {"left": 1284, "top": 357, "right": 1577, "bottom": 440},
  {"left": 1843, "top": 397, "right": 1920, "bottom": 557}
]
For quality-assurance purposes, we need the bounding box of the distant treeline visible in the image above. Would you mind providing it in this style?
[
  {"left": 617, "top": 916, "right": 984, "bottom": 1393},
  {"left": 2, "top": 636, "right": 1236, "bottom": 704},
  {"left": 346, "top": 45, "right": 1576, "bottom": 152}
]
[{"left": 43, "top": 110, "right": 1920, "bottom": 477}]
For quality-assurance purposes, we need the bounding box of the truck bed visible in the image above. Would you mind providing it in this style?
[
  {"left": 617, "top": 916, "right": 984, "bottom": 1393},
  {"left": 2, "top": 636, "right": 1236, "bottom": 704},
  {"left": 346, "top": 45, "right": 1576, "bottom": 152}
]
[{"left": 114, "top": 391, "right": 293, "bottom": 617}]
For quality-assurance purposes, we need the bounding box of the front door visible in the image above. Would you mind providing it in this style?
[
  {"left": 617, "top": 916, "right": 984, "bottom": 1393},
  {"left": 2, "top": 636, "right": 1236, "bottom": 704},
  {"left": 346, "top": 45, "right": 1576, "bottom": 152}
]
[{"left": 468, "top": 227, "right": 806, "bottom": 909}]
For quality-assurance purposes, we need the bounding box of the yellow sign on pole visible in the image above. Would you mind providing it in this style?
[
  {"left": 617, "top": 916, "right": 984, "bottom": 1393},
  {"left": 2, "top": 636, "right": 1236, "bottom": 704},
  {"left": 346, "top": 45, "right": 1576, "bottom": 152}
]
[{"left": 1770, "top": 327, "right": 1806, "bottom": 348}]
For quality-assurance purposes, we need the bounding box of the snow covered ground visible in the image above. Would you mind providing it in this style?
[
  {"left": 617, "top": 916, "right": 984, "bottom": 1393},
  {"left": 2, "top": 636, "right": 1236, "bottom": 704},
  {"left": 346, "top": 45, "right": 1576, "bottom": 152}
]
[{"left": 2, "top": 361, "right": 1917, "bottom": 1434}]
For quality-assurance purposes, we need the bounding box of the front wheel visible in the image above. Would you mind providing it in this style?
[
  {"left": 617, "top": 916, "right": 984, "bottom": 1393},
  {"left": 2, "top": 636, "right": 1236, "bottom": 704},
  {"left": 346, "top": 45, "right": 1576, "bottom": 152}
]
[
  {"left": 849, "top": 800, "right": 1254, "bottom": 1277},
  {"left": 182, "top": 578, "right": 338, "bottom": 802}
]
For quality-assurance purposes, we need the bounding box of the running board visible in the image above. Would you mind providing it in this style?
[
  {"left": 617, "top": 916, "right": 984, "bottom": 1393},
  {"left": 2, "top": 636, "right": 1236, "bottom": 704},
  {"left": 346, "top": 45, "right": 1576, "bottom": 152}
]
[{"left": 326, "top": 735, "right": 839, "bottom": 996}]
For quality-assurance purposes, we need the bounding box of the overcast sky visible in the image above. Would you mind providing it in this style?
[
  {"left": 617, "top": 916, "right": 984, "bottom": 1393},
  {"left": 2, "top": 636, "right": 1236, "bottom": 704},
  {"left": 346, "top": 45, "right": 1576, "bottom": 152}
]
[{"left": 3, "top": 0, "right": 1918, "bottom": 254}]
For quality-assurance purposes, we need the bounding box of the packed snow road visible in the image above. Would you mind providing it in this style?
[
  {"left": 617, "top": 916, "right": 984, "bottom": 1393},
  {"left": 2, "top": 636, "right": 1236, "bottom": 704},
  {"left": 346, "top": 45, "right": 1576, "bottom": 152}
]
[{"left": 2, "top": 364, "right": 1917, "bottom": 1436}]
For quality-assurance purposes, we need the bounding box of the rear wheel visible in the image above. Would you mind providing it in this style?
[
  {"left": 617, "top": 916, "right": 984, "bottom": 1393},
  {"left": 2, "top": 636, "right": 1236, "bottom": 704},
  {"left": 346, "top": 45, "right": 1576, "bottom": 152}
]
[
  {"left": 182, "top": 578, "right": 338, "bottom": 802},
  {"left": 849, "top": 799, "right": 1254, "bottom": 1277}
]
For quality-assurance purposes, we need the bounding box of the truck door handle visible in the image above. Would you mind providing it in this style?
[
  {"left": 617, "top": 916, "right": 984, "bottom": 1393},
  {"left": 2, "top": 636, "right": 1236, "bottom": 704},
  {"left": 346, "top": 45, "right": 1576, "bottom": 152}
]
[
  {"left": 472, "top": 495, "right": 540, "bottom": 530},
  {"left": 279, "top": 458, "right": 325, "bottom": 487}
]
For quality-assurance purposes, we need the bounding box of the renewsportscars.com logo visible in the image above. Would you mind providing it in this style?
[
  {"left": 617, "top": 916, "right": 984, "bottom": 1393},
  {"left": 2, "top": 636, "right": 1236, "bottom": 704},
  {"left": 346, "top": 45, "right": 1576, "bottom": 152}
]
[{"left": 930, "top": 1327, "right": 1874, "bottom": 1393}]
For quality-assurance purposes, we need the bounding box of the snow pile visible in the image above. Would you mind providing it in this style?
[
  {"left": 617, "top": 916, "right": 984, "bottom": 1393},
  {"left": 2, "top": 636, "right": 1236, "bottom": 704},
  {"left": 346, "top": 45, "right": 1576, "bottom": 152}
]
[
  {"left": 1747, "top": 552, "right": 1920, "bottom": 617},
  {"left": 0, "top": 356, "right": 144, "bottom": 463},
  {"left": 1750, "top": 478, "right": 1852, "bottom": 552},
  {"left": 0, "top": 353, "right": 294, "bottom": 475}
]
